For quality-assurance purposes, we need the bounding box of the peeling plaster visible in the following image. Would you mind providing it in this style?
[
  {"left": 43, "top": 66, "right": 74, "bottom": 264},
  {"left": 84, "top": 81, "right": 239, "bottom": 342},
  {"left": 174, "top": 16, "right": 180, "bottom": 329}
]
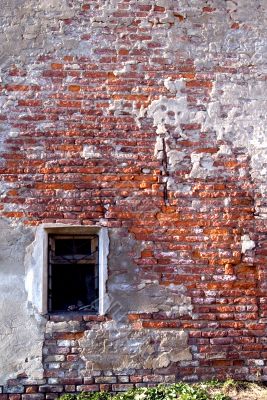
[
  {"left": 198, "top": 80, "right": 267, "bottom": 216},
  {"left": 147, "top": 80, "right": 189, "bottom": 138},
  {"left": 0, "top": 0, "right": 77, "bottom": 68}
]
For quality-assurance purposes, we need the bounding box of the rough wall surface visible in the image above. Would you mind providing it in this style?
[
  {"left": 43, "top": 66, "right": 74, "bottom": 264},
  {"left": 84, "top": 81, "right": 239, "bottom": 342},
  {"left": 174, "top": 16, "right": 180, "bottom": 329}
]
[{"left": 0, "top": 0, "right": 266, "bottom": 397}]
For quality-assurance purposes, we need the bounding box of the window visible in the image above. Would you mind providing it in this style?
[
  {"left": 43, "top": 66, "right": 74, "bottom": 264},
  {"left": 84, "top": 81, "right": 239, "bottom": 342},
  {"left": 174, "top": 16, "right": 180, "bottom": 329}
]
[
  {"left": 25, "top": 225, "right": 109, "bottom": 316},
  {"left": 48, "top": 234, "right": 99, "bottom": 313}
]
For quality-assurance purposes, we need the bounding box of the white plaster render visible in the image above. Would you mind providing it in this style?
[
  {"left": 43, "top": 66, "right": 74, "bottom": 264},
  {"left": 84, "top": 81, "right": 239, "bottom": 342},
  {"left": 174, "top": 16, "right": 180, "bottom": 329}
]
[{"left": 0, "top": 218, "right": 45, "bottom": 384}]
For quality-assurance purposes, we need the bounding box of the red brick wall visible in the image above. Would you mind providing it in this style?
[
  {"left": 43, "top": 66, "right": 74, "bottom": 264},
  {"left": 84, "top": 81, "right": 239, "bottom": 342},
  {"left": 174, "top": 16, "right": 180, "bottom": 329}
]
[{"left": 0, "top": 0, "right": 266, "bottom": 397}]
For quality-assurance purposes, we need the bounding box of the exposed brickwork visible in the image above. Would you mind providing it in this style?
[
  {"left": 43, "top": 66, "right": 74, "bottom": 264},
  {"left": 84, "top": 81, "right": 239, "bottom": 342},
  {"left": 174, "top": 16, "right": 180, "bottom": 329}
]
[{"left": 0, "top": 0, "right": 266, "bottom": 396}]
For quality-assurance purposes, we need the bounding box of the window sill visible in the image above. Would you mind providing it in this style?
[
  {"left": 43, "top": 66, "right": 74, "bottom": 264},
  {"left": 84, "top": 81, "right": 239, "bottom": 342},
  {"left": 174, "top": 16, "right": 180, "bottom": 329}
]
[{"left": 46, "top": 313, "right": 110, "bottom": 322}]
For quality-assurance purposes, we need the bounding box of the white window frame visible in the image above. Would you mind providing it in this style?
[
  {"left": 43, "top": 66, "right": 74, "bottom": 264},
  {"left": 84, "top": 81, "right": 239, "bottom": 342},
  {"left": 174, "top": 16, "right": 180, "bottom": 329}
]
[{"left": 25, "top": 224, "right": 109, "bottom": 316}]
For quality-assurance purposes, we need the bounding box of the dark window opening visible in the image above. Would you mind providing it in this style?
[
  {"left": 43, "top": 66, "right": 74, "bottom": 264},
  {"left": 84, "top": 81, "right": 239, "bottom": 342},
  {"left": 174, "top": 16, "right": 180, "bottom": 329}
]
[{"left": 48, "top": 235, "right": 99, "bottom": 314}]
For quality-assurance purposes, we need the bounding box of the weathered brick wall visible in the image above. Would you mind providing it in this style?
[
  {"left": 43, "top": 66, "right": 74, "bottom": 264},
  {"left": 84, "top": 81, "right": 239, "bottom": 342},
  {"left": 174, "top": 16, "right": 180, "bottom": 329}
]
[{"left": 0, "top": 0, "right": 266, "bottom": 398}]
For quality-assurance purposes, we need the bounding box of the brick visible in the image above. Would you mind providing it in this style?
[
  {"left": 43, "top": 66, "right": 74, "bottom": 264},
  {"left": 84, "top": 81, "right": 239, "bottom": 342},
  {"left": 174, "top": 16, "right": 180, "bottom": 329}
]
[
  {"left": 45, "top": 363, "right": 60, "bottom": 370},
  {"left": 44, "top": 356, "right": 65, "bottom": 363},
  {"left": 5, "top": 84, "right": 40, "bottom": 91},
  {"left": 45, "top": 395, "right": 58, "bottom": 400},
  {"left": 82, "top": 315, "right": 106, "bottom": 322},
  {"left": 56, "top": 340, "right": 71, "bottom": 347},
  {"left": 3, "top": 387, "right": 24, "bottom": 394},
  {"left": 95, "top": 377, "right": 116, "bottom": 384},
  {"left": 130, "top": 376, "right": 143, "bottom": 383},
  {"left": 9, "top": 396, "right": 21, "bottom": 400},
  {"left": 202, "top": 6, "right": 216, "bottom": 12},
  {"left": 117, "top": 376, "right": 129, "bottom": 383},
  {"left": 142, "top": 321, "right": 180, "bottom": 329},
  {"left": 76, "top": 386, "right": 99, "bottom": 392},
  {"left": 64, "top": 386, "right": 75, "bottom": 392},
  {"left": 60, "top": 379, "right": 82, "bottom": 386},
  {"left": 82, "top": 377, "right": 93, "bottom": 385},
  {"left": 38, "top": 386, "right": 63, "bottom": 393},
  {"left": 51, "top": 63, "right": 63, "bottom": 70},
  {"left": 154, "top": 6, "right": 165, "bottom": 12},
  {"left": 112, "top": 384, "right": 134, "bottom": 392},
  {"left": 68, "top": 85, "right": 81, "bottom": 92},
  {"left": 99, "top": 385, "right": 111, "bottom": 392},
  {"left": 143, "top": 375, "right": 164, "bottom": 383},
  {"left": 25, "top": 388, "right": 38, "bottom": 394},
  {"left": 186, "top": 80, "right": 213, "bottom": 88},
  {"left": 53, "top": 333, "right": 84, "bottom": 340}
]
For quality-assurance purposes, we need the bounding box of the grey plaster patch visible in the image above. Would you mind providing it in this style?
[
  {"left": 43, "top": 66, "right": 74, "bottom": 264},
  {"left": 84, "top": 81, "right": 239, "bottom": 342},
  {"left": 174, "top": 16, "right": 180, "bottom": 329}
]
[
  {"left": 107, "top": 229, "right": 193, "bottom": 320},
  {"left": 142, "top": 1, "right": 266, "bottom": 198},
  {"left": 132, "top": 282, "right": 193, "bottom": 317},
  {"left": 147, "top": 0, "right": 266, "bottom": 203},
  {"left": 80, "top": 322, "right": 192, "bottom": 371},
  {"left": 0, "top": 218, "right": 45, "bottom": 384},
  {"left": 107, "top": 229, "right": 142, "bottom": 321}
]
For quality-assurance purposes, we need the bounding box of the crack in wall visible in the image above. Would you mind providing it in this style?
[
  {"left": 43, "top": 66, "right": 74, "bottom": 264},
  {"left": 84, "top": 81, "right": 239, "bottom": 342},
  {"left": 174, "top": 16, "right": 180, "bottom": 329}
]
[{"left": 161, "top": 137, "right": 169, "bottom": 205}]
